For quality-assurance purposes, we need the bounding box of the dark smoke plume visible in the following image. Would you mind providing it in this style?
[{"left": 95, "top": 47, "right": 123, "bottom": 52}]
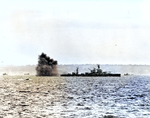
[{"left": 36, "top": 53, "right": 58, "bottom": 76}]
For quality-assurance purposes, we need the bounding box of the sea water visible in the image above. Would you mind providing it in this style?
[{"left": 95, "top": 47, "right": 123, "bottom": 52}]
[
  {"left": 0, "top": 75, "right": 149, "bottom": 118},
  {"left": 49, "top": 75, "right": 150, "bottom": 118}
]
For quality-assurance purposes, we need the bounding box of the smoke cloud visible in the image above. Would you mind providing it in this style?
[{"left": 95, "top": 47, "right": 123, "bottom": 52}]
[{"left": 36, "top": 53, "right": 58, "bottom": 76}]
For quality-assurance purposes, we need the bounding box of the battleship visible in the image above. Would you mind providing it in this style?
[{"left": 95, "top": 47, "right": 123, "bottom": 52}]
[{"left": 61, "top": 65, "right": 121, "bottom": 77}]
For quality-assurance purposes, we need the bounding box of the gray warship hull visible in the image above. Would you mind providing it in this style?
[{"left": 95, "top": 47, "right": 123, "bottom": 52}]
[
  {"left": 61, "top": 65, "right": 121, "bottom": 77},
  {"left": 60, "top": 73, "right": 121, "bottom": 77}
]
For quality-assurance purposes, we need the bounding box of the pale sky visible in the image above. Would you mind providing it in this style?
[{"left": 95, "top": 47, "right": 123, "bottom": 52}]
[{"left": 0, "top": 0, "right": 150, "bottom": 65}]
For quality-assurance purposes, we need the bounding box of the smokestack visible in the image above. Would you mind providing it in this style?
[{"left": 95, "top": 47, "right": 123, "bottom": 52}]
[{"left": 36, "top": 53, "right": 58, "bottom": 76}]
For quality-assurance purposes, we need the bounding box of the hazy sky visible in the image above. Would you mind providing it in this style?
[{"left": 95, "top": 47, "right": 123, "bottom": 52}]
[{"left": 1, "top": 0, "right": 150, "bottom": 65}]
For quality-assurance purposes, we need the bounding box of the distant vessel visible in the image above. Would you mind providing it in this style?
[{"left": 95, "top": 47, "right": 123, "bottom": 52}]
[
  {"left": 61, "top": 65, "right": 121, "bottom": 77},
  {"left": 124, "top": 73, "right": 129, "bottom": 76}
]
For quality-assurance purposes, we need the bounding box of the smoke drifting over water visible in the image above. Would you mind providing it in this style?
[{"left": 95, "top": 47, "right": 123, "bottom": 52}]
[{"left": 36, "top": 53, "right": 58, "bottom": 76}]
